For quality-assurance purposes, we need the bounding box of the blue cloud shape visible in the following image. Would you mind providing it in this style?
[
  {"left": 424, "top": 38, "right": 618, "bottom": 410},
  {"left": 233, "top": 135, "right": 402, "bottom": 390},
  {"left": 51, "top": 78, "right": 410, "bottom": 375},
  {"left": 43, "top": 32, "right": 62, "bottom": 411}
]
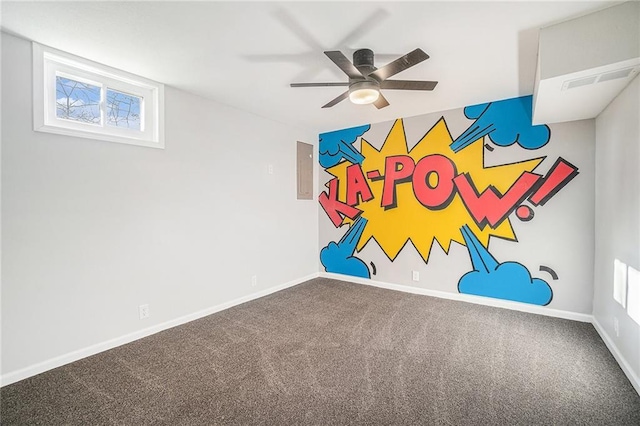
[
  {"left": 319, "top": 124, "right": 370, "bottom": 168},
  {"left": 450, "top": 95, "right": 550, "bottom": 153},
  {"left": 458, "top": 262, "right": 553, "bottom": 306},
  {"left": 457, "top": 225, "right": 552, "bottom": 306},
  {"left": 320, "top": 217, "right": 370, "bottom": 279}
]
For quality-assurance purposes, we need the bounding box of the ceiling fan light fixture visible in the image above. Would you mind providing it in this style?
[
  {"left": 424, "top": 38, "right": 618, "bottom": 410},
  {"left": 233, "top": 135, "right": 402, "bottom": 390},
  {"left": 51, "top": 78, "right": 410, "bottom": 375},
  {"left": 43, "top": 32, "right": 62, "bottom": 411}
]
[
  {"left": 349, "top": 80, "right": 380, "bottom": 105},
  {"left": 349, "top": 88, "right": 380, "bottom": 104}
]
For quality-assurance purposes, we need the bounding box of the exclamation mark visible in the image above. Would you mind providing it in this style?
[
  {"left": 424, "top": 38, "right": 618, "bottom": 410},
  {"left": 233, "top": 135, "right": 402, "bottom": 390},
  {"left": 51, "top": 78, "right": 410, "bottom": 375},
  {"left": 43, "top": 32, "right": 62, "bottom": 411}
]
[
  {"left": 516, "top": 158, "right": 579, "bottom": 221},
  {"left": 529, "top": 158, "right": 579, "bottom": 206}
]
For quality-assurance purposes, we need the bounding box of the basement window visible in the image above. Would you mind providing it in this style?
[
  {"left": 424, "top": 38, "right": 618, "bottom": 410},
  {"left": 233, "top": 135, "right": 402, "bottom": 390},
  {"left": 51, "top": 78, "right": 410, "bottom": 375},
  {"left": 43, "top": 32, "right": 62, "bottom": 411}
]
[{"left": 33, "top": 42, "right": 164, "bottom": 149}]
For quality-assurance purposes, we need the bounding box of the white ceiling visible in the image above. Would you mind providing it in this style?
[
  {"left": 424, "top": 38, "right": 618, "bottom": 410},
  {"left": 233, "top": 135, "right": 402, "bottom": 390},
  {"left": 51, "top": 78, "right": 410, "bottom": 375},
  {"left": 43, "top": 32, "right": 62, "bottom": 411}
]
[{"left": 1, "top": 1, "right": 618, "bottom": 133}]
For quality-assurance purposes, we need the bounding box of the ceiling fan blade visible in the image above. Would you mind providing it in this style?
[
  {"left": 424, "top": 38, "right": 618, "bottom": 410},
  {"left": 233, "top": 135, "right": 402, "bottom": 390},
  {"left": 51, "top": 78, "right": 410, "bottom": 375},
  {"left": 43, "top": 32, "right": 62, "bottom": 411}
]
[
  {"left": 290, "top": 82, "right": 350, "bottom": 87},
  {"left": 324, "top": 51, "right": 363, "bottom": 79},
  {"left": 322, "top": 91, "right": 350, "bottom": 108},
  {"left": 369, "top": 48, "right": 430, "bottom": 82},
  {"left": 338, "top": 9, "right": 390, "bottom": 47},
  {"left": 380, "top": 80, "right": 438, "bottom": 91},
  {"left": 274, "top": 9, "right": 323, "bottom": 51},
  {"left": 374, "top": 93, "right": 390, "bottom": 109}
]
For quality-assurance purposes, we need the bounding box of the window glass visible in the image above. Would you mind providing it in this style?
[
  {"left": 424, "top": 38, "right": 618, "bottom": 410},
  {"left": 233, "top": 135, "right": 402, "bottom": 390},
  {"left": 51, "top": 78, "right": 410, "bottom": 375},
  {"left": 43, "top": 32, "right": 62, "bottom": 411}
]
[
  {"left": 107, "top": 89, "right": 142, "bottom": 130},
  {"left": 56, "top": 76, "right": 101, "bottom": 125}
]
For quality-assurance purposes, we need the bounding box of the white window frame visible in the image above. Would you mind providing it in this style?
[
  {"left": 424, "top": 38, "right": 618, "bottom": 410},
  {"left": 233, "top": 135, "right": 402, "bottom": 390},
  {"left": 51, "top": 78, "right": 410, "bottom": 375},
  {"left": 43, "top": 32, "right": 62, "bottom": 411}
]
[{"left": 33, "top": 42, "right": 165, "bottom": 149}]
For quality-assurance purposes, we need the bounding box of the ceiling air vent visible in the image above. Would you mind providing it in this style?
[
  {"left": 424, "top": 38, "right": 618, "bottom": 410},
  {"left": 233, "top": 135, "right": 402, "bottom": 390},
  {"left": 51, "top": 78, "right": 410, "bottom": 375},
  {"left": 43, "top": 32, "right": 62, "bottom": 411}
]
[
  {"left": 598, "top": 67, "right": 635, "bottom": 83},
  {"left": 563, "top": 75, "right": 597, "bottom": 90},
  {"left": 562, "top": 66, "right": 639, "bottom": 91}
]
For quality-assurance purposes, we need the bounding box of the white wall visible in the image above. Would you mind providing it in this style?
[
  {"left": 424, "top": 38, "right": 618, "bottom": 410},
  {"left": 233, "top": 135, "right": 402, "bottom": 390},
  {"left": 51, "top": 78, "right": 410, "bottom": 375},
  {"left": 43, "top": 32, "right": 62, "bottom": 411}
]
[
  {"left": 1, "top": 33, "right": 318, "bottom": 380},
  {"left": 593, "top": 75, "right": 640, "bottom": 389}
]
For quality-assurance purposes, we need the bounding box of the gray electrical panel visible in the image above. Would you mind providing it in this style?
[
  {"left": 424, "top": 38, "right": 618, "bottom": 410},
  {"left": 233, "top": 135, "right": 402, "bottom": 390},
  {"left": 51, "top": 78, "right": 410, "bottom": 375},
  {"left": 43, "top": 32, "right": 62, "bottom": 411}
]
[{"left": 297, "top": 141, "right": 313, "bottom": 200}]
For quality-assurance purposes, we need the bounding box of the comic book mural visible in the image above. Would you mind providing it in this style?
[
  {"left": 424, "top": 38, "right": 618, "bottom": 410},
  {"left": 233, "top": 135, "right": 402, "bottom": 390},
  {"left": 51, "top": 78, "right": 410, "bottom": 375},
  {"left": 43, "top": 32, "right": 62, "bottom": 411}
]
[{"left": 318, "top": 95, "right": 579, "bottom": 306}]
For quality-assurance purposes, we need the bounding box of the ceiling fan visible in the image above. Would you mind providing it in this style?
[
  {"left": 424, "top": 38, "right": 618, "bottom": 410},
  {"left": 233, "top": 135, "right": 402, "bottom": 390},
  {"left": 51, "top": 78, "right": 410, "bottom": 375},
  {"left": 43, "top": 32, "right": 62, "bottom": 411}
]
[{"left": 290, "top": 48, "right": 438, "bottom": 109}]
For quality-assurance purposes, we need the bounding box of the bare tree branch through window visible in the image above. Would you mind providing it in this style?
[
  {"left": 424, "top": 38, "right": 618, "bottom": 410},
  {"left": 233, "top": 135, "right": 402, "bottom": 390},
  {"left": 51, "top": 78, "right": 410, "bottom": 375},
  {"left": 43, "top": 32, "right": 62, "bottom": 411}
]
[
  {"left": 55, "top": 77, "right": 101, "bottom": 124},
  {"left": 107, "top": 90, "right": 141, "bottom": 130}
]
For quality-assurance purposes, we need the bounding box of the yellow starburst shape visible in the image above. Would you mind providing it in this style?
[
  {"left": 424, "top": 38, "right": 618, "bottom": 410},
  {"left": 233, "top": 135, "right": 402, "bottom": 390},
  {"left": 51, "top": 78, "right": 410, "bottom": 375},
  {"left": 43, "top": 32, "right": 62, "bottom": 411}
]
[{"left": 326, "top": 118, "right": 543, "bottom": 263}]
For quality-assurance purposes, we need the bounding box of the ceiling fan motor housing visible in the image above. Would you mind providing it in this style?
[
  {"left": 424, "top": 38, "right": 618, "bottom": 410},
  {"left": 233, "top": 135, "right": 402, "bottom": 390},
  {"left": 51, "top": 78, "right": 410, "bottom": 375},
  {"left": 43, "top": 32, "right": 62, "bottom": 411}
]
[
  {"left": 353, "top": 48, "right": 374, "bottom": 67},
  {"left": 353, "top": 48, "right": 377, "bottom": 79}
]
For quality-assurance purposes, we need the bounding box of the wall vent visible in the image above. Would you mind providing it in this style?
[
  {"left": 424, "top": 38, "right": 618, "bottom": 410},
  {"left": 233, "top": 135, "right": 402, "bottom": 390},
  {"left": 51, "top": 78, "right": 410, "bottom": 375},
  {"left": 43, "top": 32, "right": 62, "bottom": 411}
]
[
  {"left": 562, "top": 66, "right": 639, "bottom": 91},
  {"left": 598, "top": 67, "right": 634, "bottom": 83},
  {"left": 564, "top": 76, "right": 597, "bottom": 90}
]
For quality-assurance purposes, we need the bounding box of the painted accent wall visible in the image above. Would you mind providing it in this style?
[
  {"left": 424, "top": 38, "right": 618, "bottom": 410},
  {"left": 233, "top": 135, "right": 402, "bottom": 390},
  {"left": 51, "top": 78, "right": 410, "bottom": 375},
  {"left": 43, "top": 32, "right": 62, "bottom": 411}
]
[
  {"left": 593, "top": 75, "right": 640, "bottom": 388},
  {"left": 318, "top": 96, "right": 595, "bottom": 314},
  {"left": 1, "top": 33, "right": 318, "bottom": 379}
]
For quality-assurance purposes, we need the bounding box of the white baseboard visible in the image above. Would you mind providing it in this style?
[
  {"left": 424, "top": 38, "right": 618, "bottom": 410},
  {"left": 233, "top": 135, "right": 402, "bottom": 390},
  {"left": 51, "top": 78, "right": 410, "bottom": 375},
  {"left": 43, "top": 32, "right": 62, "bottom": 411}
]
[
  {"left": 1, "top": 272, "right": 320, "bottom": 387},
  {"left": 319, "top": 272, "right": 593, "bottom": 323},
  {"left": 592, "top": 317, "right": 640, "bottom": 395}
]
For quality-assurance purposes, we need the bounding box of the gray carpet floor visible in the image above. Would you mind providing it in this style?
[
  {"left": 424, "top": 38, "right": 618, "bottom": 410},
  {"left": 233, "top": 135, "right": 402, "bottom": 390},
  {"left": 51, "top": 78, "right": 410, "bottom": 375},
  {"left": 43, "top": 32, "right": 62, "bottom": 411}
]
[{"left": 2, "top": 277, "right": 640, "bottom": 425}]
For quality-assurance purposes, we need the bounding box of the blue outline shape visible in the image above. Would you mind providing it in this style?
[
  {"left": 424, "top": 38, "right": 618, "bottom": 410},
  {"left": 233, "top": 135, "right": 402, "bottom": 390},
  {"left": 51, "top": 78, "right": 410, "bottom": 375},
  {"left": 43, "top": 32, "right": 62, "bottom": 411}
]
[
  {"left": 451, "top": 95, "right": 550, "bottom": 153},
  {"left": 457, "top": 225, "right": 553, "bottom": 306},
  {"left": 319, "top": 124, "right": 370, "bottom": 168},
  {"left": 320, "top": 217, "right": 370, "bottom": 278}
]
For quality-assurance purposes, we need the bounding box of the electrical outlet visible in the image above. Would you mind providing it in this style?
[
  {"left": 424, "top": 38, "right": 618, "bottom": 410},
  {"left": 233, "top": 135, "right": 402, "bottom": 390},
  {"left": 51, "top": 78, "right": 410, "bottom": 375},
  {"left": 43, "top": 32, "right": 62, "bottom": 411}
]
[
  {"left": 613, "top": 317, "right": 620, "bottom": 337},
  {"left": 267, "top": 164, "right": 274, "bottom": 175},
  {"left": 139, "top": 304, "right": 150, "bottom": 320},
  {"left": 412, "top": 271, "right": 419, "bottom": 281},
  {"left": 251, "top": 275, "right": 257, "bottom": 287}
]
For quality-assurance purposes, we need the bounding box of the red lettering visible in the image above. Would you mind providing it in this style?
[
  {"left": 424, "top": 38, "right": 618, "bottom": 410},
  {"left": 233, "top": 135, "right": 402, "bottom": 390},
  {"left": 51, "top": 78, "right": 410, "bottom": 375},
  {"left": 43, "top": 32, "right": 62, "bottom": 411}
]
[
  {"left": 318, "top": 178, "right": 362, "bottom": 227},
  {"left": 381, "top": 155, "right": 415, "bottom": 208},
  {"left": 412, "top": 155, "right": 457, "bottom": 209},
  {"left": 529, "top": 158, "right": 579, "bottom": 206},
  {"left": 346, "top": 164, "right": 374, "bottom": 206},
  {"left": 453, "top": 172, "right": 541, "bottom": 229}
]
